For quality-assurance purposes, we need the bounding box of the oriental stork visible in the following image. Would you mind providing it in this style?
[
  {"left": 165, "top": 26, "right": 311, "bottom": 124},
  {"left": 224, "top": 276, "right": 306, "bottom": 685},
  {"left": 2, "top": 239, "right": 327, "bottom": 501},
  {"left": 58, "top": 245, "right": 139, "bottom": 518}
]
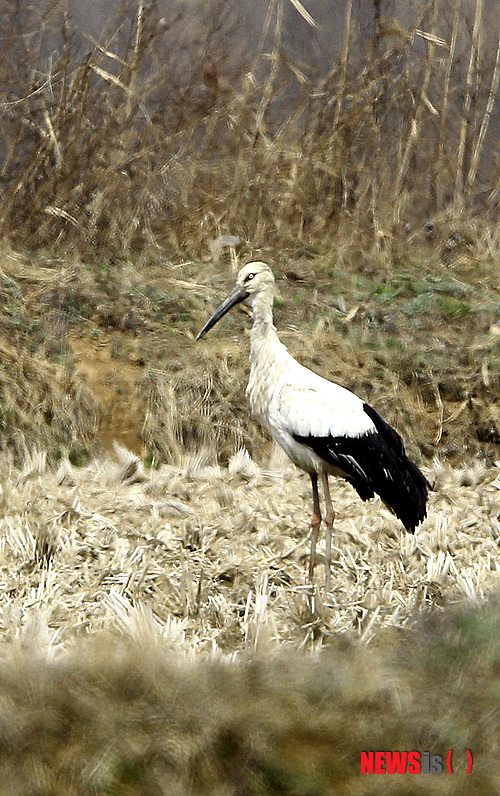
[{"left": 196, "top": 262, "right": 429, "bottom": 589}]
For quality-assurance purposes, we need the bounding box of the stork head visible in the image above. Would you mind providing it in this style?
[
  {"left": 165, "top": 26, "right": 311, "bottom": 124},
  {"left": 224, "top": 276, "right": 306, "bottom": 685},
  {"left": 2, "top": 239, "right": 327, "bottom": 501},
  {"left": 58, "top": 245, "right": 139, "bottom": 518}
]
[{"left": 196, "top": 261, "right": 274, "bottom": 339}]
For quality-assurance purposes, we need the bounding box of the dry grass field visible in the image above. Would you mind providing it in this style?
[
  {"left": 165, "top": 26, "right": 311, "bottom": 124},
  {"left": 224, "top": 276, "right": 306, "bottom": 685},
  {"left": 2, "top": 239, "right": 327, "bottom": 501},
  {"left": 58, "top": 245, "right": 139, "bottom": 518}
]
[
  {"left": 1, "top": 446, "right": 499, "bottom": 650},
  {"left": 0, "top": 447, "right": 500, "bottom": 793}
]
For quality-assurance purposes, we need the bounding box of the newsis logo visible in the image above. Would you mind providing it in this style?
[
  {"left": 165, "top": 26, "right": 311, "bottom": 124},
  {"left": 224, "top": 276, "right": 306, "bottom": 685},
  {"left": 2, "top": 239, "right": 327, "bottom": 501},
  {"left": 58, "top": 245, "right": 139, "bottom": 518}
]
[{"left": 361, "top": 750, "right": 473, "bottom": 775}]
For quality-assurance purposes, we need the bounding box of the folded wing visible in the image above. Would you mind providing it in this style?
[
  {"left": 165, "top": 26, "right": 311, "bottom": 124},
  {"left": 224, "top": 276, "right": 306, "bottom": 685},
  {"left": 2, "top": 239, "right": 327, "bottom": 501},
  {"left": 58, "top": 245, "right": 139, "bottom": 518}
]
[{"left": 276, "top": 382, "right": 429, "bottom": 532}]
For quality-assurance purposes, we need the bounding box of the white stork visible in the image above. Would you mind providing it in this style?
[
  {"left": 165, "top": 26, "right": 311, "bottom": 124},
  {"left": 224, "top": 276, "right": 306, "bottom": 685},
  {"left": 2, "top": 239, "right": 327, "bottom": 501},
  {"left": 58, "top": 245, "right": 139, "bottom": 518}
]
[{"left": 196, "top": 262, "right": 429, "bottom": 588}]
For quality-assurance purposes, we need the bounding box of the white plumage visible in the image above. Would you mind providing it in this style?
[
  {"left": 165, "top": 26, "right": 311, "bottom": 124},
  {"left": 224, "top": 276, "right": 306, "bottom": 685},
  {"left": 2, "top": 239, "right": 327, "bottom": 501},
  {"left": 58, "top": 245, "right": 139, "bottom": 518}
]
[{"left": 197, "top": 261, "right": 429, "bottom": 588}]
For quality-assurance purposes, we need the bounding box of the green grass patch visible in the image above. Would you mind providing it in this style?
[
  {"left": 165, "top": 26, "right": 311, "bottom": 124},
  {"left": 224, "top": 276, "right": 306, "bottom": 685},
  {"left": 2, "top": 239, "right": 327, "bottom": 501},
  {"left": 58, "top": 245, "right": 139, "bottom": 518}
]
[{"left": 437, "top": 296, "right": 473, "bottom": 317}]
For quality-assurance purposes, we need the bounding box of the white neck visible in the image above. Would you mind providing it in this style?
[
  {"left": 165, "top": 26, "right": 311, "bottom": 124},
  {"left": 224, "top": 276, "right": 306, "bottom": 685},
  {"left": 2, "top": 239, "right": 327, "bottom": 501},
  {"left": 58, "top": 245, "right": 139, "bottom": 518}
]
[
  {"left": 246, "top": 288, "right": 293, "bottom": 421},
  {"left": 249, "top": 288, "right": 283, "bottom": 354},
  {"left": 249, "top": 289, "right": 274, "bottom": 329}
]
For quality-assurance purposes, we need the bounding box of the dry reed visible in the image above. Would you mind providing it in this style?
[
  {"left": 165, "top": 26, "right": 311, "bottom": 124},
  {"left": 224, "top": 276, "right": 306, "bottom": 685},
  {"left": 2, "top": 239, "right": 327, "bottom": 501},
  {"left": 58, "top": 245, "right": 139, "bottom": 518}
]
[{"left": 0, "top": 0, "right": 498, "bottom": 257}]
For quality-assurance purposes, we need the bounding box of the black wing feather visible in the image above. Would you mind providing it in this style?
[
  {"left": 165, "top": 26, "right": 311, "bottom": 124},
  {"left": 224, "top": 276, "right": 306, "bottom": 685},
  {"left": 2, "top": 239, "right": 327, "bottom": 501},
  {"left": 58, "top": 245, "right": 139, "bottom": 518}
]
[{"left": 293, "top": 402, "right": 430, "bottom": 532}]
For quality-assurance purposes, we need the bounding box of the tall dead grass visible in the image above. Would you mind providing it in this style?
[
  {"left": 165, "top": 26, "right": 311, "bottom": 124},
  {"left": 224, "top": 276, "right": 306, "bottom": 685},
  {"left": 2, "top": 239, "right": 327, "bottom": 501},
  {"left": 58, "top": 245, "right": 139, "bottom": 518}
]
[
  {"left": 0, "top": 0, "right": 499, "bottom": 258},
  {"left": 0, "top": 338, "right": 98, "bottom": 459}
]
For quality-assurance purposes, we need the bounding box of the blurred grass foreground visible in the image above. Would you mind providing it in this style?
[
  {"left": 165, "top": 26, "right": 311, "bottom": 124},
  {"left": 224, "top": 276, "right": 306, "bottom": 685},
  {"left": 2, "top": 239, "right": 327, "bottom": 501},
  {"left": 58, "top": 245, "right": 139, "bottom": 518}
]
[{"left": 1, "top": 602, "right": 500, "bottom": 795}]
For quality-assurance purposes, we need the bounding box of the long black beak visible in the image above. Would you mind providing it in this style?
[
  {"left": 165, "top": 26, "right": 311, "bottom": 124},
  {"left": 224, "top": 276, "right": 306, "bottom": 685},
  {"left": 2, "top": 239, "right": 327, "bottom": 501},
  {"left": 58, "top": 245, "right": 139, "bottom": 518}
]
[{"left": 196, "top": 284, "right": 249, "bottom": 340}]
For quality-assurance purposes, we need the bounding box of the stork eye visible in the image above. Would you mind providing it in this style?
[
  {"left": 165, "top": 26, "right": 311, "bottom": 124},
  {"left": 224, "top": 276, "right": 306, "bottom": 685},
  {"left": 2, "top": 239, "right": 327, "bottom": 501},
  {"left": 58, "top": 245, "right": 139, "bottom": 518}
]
[{"left": 245, "top": 273, "right": 255, "bottom": 283}]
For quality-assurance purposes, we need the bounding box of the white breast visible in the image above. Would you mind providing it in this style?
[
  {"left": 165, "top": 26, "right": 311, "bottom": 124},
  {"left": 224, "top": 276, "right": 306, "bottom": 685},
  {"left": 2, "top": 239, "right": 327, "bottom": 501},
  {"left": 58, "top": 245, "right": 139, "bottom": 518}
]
[{"left": 246, "top": 334, "right": 376, "bottom": 473}]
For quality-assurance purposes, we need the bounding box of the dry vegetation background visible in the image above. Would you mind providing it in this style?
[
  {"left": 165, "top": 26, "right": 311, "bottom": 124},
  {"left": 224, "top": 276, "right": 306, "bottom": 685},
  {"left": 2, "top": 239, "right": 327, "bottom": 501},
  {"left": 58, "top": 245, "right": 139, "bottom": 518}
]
[{"left": 0, "top": 0, "right": 500, "bottom": 793}]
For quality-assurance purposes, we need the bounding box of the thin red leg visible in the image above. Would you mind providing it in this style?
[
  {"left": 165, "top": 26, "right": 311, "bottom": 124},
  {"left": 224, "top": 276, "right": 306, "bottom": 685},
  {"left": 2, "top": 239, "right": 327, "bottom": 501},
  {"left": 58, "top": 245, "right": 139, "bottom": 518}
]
[
  {"left": 309, "top": 473, "right": 322, "bottom": 583},
  {"left": 322, "top": 473, "right": 335, "bottom": 591}
]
